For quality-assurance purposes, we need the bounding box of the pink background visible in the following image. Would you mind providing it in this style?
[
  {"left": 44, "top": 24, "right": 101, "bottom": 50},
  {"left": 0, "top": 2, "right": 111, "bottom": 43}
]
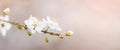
[{"left": 0, "top": 0, "right": 120, "bottom": 50}]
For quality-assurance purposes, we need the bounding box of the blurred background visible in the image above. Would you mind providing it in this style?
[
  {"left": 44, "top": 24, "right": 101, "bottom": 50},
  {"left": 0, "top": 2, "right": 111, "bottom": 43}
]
[{"left": 0, "top": 0, "right": 120, "bottom": 50}]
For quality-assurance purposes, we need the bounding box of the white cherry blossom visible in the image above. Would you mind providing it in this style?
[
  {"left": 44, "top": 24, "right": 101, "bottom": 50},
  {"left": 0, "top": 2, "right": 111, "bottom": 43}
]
[
  {"left": 0, "top": 14, "right": 11, "bottom": 36},
  {"left": 24, "top": 15, "right": 39, "bottom": 34},
  {"left": 42, "top": 16, "right": 62, "bottom": 31},
  {"left": 35, "top": 21, "right": 46, "bottom": 33},
  {"left": 24, "top": 15, "right": 47, "bottom": 34}
]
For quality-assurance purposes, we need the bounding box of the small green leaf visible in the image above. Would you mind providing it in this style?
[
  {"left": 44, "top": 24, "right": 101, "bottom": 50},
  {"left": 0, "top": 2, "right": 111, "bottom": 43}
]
[
  {"left": 27, "top": 31, "right": 32, "bottom": 36},
  {"left": 45, "top": 37, "right": 49, "bottom": 43}
]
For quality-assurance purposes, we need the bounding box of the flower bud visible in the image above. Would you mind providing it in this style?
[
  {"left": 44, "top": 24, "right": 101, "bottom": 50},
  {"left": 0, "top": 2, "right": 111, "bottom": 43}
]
[
  {"left": 1, "top": 23, "right": 5, "bottom": 27},
  {"left": 27, "top": 31, "right": 32, "bottom": 36},
  {"left": 45, "top": 37, "right": 49, "bottom": 43},
  {"left": 2, "top": 8, "right": 10, "bottom": 16},
  {"left": 65, "top": 31, "right": 73, "bottom": 36}
]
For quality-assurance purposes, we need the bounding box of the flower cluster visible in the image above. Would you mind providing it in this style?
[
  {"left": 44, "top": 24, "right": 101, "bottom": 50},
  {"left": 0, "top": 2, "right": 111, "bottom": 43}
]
[
  {"left": 0, "top": 8, "right": 73, "bottom": 43},
  {"left": 24, "top": 15, "right": 62, "bottom": 34}
]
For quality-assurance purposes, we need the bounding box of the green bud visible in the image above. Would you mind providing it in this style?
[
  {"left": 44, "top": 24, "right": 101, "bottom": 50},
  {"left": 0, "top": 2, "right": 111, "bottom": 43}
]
[
  {"left": 45, "top": 37, "right": 49, "bottom": 43},
  {"left": 27, "top": 31, "right": 32, "bottom": 36},
  {"left": 65, "top": 31, "right": 73, "bottom": 36},
  {"left": 1, "top": 23, "right": 5, "bottom": 27},
  {"left": 2, "top": 12, "right": 7, "bottom": 16},
  {"left": 17, "top": 25, "right": 22, "bottom": 30}
]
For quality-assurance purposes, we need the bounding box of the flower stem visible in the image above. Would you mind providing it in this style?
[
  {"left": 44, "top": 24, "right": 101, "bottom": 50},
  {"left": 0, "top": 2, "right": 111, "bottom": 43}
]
[
  {"left": 0, "top": 19, "right": 64, "bottom": 38},
  {"left": 41, "top": 30, "right": 63, "bottom": 39},
  {"left": 0, "top": 19, "right": 27, "bottom": 30}
]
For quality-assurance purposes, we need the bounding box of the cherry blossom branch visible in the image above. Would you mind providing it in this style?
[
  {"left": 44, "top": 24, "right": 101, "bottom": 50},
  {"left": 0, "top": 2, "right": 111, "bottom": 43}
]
[
  {"left": 0, "top": 19, "right": 68, "bottom": 39},
  {"left": 41, "top": 30, "right": 64, "bottom": 38},
  {"left": 0, "top": 8, "right": 73, "bottom": 43}
]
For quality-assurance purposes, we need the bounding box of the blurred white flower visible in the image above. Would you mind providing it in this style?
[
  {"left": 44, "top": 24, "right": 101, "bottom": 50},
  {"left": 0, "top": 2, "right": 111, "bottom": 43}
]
[
  {"left": 25, "top": 15, "right": 62, "bottom": 34},
  {"left": 24, "top": 15, "right": 47, "bottom": 34},
  {"left": 35, "top": 21, "right": 46, "bottom": 33},
  {"left": 24, "top": 15, "right": 39, "bottom": 34},
  {"left": 0, "top": 15, "right": 11, "bottom": 36},
  {"left": 42, "top": 16, "right": 62, "bottom": 31}
]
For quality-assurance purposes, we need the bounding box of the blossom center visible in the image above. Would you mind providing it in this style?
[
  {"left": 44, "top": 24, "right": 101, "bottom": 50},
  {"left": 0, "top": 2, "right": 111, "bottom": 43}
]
[{"left": 32, "top": 24, "right": 37, "bottom": 30}]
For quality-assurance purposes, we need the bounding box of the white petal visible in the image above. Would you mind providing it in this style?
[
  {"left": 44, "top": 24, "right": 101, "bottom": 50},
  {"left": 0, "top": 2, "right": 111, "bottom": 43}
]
[
  {"left": 30, "top": 29, "right": 36, "bottom": 34},
  {"left": 55, "top": 26, "right": 62, "bottom": 31},
  {"left": 1, "top": 29, "right": 7, "bottom": 36},
  {"left": 48, "top": 24, "right": 55, "bottom": 29},
  {"left": 49, "top": 24, "right": 62, "bottom": 31},
  {"left": 42, "top": 19, "right": 47, "bottom": 23},
  {"left": 35, "top": 26, "right": 43, "bottom": 33},
  {"left": 24, "top": 17, "right": 34, "bottom": 29},
  {"left": 46, "top": 16, "right": 51, "bottom": 22},
  {"left": 35, "top": 22, "right": 47, "bottom": 33},
  {"left": 43, "top": 16, "right": 62, "bottom": 31},
  {"left": 24, "top": 20, "right": 32, "bottom": 27},
  {"left": 30, "top": 15, "right": 39, "bottom": 23},
  {"left": 24, "top": 18, "right": 33, "bottom": 25},
  {"left": 4, "top": 22, "right": 11, "bottom": 30},
  {"left": 0, "top": 15, "right": 9, "bottom": 21},
  {"left": 4, "top": 15, "right": 9, "bottom": 21}
]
